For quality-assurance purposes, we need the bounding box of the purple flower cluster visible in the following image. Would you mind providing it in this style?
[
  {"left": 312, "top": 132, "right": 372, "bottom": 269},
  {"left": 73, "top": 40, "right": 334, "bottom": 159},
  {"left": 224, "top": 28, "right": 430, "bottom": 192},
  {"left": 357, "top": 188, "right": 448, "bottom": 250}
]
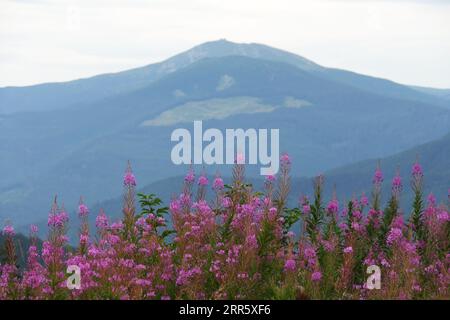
[{"left": 0, "top": 158, "right": 448, "bottom": 300}]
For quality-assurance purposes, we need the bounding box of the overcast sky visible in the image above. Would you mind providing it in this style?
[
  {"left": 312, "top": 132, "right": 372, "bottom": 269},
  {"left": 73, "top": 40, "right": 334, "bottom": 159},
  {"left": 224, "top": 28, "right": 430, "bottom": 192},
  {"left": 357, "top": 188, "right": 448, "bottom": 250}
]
[{"left": 1, "top": 0, "right": 449, "bottom": 88}]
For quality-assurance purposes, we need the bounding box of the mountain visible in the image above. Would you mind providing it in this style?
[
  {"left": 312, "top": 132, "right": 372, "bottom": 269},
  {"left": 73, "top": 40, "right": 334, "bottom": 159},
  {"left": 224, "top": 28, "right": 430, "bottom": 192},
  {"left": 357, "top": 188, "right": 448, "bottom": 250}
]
[
  {"left": 0, "top": 40, "right": 320, "bottom": 114},
  {"left": 2, "top": 40, "right": 449, "bottom": 114},
  {"left": 1, "top": 40, "right": 449, "bottom": 230}
]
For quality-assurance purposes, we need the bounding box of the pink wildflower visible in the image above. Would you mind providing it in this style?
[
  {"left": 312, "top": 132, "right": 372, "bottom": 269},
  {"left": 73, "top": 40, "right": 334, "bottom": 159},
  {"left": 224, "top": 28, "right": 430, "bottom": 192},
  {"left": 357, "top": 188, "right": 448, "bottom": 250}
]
[
  {"left": 311, "top": 271, "right": 322, "bottom": 282},
  {"left": 124, "top": 172, "right": 136, "bottom": 187},
  {"left": 387, "top": 227, "right": 403, "bottom": 245},
  {"left": 284, "top": 259, "right": 296, "bottom": 272},
  {"left": 326, "top": 199, "right": 339, "bottom": 216},
  {"left": 343, "top": 246, "right": 353, "bottom": 254},
  {"left": 412, "top": 162, "right": 423, "bottom": 179},
  {"left": 95, "top": 210, "right": 109, "bottom": 229},
  {"left": 212, "top": 176, "right": 224, "bottom": 190},
  {"left": 360, "top": 193, "right": 369, "bottom": 207},
  {"left": 30, "top": 224, "right": 38, "bottom": 234},
  {"left": 198, "top": 175, "right": 209, "bottom": 186},
  {"left": 373, "top": 168, "right": 383, "bottom": 185},
  {"left": 184, "top": 169, "right": 195, "bottom": 183},
  {"left": 392, "top": 174, "right": 402, "bottom": 195},
  {"left": 78, "top": 203, "right": 89, "bottom": 218},
  {"left": 280, "top": 153, "right": 291, "bottom": 166},
  {"left": 2, "top": 225, "right": 15, "bottom": 237},
  {"left": 302, "top": 204, "right": 311, "bottom": 215}
]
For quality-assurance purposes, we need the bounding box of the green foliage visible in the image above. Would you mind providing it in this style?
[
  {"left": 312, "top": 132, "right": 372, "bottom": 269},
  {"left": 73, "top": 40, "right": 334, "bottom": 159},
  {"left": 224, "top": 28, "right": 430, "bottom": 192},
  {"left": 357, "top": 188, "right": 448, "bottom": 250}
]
[
  {"left": 379, "top": 195, "right": 398, "bottom": 252},
  {"left": 137, "top": 192, "right": 173, "bottom": 241},
  {"left": 411, "top": 187, "right": 424, "bottom": 242},
  {"left": 282, "top": 207, "right": 301, "bottom": 235},
  {"left": 306, "top": 177, "right": 324, "bottom": 244},
  {"left": 137, "top": 193, "right": 168, "bottom": 219}
]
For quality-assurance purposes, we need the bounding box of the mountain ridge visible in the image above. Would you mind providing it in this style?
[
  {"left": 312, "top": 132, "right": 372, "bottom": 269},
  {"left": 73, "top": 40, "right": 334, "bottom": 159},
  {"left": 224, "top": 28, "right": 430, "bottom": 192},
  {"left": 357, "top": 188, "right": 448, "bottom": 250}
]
[{"left": 1, "top": 39, "right": 449, "bottom": 114}]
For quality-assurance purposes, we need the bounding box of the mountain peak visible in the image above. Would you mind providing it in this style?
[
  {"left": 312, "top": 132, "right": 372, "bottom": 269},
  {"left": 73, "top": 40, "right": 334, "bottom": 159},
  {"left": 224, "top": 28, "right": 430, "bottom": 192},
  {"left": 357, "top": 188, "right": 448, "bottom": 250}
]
[{"left": 159, "top": 39, "right": 323, "bottom": 75}]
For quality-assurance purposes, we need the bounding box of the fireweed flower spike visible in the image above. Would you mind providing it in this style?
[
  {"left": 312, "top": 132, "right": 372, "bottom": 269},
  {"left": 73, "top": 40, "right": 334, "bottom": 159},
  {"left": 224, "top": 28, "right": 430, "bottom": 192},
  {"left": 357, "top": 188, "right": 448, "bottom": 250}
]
[
  {"left": 2, "top": 225, "right": 15, "bottom": 237},
  {"left": 264, "top": 173, "right": 276, "bottom": 199},
  {"left": 95, "top": 208, "right": 109, "bottom": 230},
  {"left": 28, "top": 224, "right": 39, "bottom": 248},
  {"left": 326, "top": 199, "right": 339, "bottom": 217},
  {"left": 212, "top": 175, "right": 224, "bottom": 191},
  {"left": 280, "top": 153, "right": 291, "bottom": 166},
  {"left": 2, "top": 225, "right": 17, "bottom": 267},
  {"left": 392, "top": 171, "right": 403, "bottom": 197},
  {"left": 78, "top": 197, "right": 90, "bottom": 254},
  {"left": 360, "top": 193, "right": 369, "bottom": 207},
  {"left": 184, "top": 168, "right": 195, "bottom": 183},
  {"left": 197, "top": 173, "right": 209, "bottom": 200},
  {"left": 276, "top": 153, "right": 291, "bottom": 212},
  {"left": 1, "top": 224, "right": 18, "bottom": 297},
  {"left": 78, "top": 198, "right": 89, "bottom": 218},
  {"left": 373, "top": 165, "right": 384, "bottom": 186},
  {"left": 182, "top": 167, "right": 195, "bottom": 202},
  {"left": 30, "top": 224, "right": 38, "bottom": 235},
  {"left": 370, "top": 163, "right": 384, "bottom": 212},
  {"left": 123, "top": 162, "right": 136, "bottom": 237},
  {"left": 198, "top": 175, "right": 208, "bottom": 186},
  {"left": 123, "top": 161, "right": 137, "bottom": 187},
  {"left": 42, "top": 198, "right": 69, "bottom": 298},
  {"left": 412, "top": 162, "right": 423, "bottom": 180}
]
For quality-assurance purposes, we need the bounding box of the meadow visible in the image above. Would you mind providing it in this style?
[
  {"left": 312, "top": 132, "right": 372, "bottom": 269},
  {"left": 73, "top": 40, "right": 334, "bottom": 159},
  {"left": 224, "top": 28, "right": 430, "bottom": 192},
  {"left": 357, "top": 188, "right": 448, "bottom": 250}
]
[{"left": 0, "top": 156, "right": 448, "bottom": 300}]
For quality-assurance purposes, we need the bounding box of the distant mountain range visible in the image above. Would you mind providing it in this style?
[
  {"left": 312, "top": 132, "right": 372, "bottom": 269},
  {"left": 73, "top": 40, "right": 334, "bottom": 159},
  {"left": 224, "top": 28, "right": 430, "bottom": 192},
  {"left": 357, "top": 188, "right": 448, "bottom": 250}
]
[{"left": 0, "top": 39, "right": 449, "bottom": 232}]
